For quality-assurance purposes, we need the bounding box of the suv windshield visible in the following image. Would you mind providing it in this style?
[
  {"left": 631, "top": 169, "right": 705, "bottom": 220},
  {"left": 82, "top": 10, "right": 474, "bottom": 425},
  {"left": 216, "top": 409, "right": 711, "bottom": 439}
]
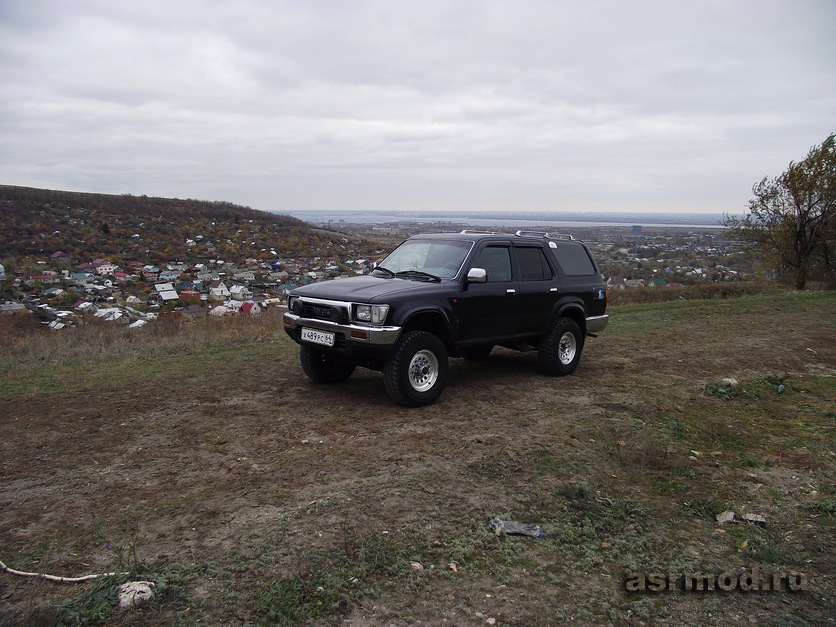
[{"left": 375, "top": 239, "right": 471, "bottom": 279}]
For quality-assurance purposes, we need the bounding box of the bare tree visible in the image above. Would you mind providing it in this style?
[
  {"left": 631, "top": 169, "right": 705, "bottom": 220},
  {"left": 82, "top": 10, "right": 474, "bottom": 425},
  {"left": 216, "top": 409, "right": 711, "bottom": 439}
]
[{"left": 725, "top": 134, "right": 835, "bottom": 289}]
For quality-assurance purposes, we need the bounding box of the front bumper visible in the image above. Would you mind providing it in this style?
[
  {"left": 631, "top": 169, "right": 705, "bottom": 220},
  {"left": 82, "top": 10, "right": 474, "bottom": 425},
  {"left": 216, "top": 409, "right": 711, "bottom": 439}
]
[
  {"left": 283, "top": 311, "right": 402, "bottom": 347},
  {"left": 586, "top": 314, "right": 609, "bottom": 334}
]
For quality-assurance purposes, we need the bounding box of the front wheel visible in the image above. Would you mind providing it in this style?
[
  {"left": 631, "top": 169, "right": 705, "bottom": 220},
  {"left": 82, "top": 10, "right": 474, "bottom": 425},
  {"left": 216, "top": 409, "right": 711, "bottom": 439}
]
[
  {"left": 384, "top": 331, "right": 449, "bottom": 407},
  {"left": 300, "top": 344, "right": 356, "bottom": 383},
  {"left": 538, "top": 317, "right": 584, "bottom": 376}
]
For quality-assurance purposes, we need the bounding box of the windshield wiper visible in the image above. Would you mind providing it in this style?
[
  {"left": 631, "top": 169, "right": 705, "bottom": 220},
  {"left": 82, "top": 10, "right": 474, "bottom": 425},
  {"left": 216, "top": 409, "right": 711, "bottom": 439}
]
[
  {"left": 395, "top": 270, "right": 441, "bottom": 282},
  {"left": 373, "top": 265, "right": 395, "bottom": 277}
]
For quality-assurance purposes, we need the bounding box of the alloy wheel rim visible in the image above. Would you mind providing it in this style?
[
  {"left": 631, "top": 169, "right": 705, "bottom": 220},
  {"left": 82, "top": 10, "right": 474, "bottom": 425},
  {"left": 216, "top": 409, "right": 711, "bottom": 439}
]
[
  {"left": 408, "top": 349, "right": 438, "bottom": 392},
  {"left": 558, "top": 332, "right": 577, "bottom": 365}
]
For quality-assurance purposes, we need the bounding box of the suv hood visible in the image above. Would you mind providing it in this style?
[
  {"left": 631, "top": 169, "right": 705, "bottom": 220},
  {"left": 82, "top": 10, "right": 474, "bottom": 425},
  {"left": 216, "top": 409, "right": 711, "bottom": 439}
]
[{"left": 292, "top": 275, "right": 450, "bottom": 302}]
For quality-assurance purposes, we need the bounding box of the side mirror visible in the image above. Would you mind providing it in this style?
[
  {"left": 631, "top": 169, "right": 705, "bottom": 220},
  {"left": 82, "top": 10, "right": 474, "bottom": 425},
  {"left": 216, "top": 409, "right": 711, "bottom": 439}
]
[{"left": 466, "top": 267, "right": 487, "bottom": 284}]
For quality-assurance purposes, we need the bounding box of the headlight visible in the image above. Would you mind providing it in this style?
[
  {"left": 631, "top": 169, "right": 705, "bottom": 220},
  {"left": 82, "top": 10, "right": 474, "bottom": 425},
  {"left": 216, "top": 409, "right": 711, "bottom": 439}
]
[{"left": 355, "top": 304, "right": 389, "bottom": 325}]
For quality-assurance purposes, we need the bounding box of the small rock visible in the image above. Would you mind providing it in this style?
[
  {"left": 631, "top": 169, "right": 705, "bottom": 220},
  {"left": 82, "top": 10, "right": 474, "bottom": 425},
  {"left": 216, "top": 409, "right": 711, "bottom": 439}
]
[
  {"left": 716, "top": 510, "right": 736, "bottom": 524},
  {"left": 486, "top": 618, "right": 497, "bottom": 626},
  {"left": 721, "top": 378, "right": 739, "bottom": 389},
  {"left": 410, "top": 561, "right": 424, "bottom": 571},
  {"left": 710, "top": 451, "right": 723, "bottom": 458},
  {"left": 118, "top": 581, "right": 155, "bottom": 610},
  {"left": 741, "top": 513, "right": 767, "bottom": 527}
]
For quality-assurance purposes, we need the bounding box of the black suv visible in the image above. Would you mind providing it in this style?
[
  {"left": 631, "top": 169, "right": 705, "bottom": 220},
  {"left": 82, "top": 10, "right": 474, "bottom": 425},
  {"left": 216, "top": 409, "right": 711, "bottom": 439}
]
[{"left": 283, "top": 230, "right": 608, "bottom": 406}]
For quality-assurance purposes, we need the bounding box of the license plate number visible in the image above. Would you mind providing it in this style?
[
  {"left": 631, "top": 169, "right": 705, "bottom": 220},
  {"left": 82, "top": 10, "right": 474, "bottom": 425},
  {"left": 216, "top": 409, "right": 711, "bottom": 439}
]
[{"left": 301, "top": 328, "right": 335, "bottom": 347}]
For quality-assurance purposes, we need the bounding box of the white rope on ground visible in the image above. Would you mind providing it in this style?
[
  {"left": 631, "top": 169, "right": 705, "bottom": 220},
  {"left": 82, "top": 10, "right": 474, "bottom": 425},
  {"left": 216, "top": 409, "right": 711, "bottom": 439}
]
[{"left": 0, "top": 558, "right": 128, "bottom": 583}]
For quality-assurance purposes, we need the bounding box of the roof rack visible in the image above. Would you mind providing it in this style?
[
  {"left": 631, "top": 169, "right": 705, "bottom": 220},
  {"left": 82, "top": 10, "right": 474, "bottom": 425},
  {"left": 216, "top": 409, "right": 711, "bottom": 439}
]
[
  {"left": 514, "top": 230, "right": 574, "bottom": 240},
  {"left": 460, "top": 229, "right": 502, "bottom": 235}
]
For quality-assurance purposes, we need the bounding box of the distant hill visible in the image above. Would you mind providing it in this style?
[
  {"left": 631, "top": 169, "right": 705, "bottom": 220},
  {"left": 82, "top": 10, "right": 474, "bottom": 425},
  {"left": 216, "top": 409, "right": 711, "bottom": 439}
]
[{"left": 0, "top": 185, "right": 379, "bottom": 264}]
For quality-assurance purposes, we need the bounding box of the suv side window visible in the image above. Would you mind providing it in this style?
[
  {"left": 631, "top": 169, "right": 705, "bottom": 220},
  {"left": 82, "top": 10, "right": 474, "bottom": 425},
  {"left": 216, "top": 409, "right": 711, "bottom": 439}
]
[
  {"left": 550, "top": 241, "right": 597, "bottom": 276},
  {"left": 515, "top": 246, "right": 553, "bottom": 281},
  {"left": 474, "top": 245, "right": 512, "bottom": 282}
]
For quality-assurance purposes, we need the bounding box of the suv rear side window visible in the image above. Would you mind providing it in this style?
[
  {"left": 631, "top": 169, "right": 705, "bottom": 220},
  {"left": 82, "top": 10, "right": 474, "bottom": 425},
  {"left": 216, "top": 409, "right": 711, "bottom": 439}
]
[
  {"left": 550, "top": 241, "right": 597, "bottom": 276},
  {"left": 515, "top": 246, "right": 553, "bottom": 281}
]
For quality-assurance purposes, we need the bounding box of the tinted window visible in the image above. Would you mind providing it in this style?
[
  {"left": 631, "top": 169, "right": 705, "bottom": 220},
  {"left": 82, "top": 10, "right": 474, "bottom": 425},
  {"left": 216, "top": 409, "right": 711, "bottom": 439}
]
[
  {"left": 474, "top": 246, "right": 512, "bottom": 282},
  {"left": 515, "top": 246, "right": 553, "bottom": 281},
  {"left": 550, "top": 241, "right": 596, "bottom": 276}
]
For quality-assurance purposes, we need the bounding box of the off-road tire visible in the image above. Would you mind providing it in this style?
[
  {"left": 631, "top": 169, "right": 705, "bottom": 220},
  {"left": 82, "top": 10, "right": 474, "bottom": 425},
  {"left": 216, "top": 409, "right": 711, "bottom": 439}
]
[
  {"left": 384, "top": 330, "right": 449, "bottom": 407},
  {"left": 538, "top": 317, "right": 584, "bottom": 376},
  {"left": 300, "top": 344, "right": 356, "bottom": 383}
]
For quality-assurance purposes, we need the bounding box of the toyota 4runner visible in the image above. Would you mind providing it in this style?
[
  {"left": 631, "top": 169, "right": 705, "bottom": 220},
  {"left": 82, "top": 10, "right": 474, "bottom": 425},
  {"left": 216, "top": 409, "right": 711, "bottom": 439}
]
[{"left": 283, "top": 230, "right": 608, "bottom": 406}]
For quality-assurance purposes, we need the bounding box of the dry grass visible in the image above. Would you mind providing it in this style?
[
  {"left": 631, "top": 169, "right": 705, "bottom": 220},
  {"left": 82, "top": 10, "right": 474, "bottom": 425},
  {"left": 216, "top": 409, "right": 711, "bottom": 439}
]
[
  {"left": 606, "top": 281, "right": 772, "bottom": 306},
  {"left": 0, "top": 282, "right": 770, "bottom": 370},
  {"left": 0, "top": 308, "right": 286, "bottom": 374}
]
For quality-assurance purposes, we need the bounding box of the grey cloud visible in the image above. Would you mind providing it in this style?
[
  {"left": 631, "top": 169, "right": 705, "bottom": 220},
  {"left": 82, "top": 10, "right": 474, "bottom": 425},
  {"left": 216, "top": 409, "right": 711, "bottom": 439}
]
[{"left": 1, "top": 0, "right": 834, "bottom": 214}]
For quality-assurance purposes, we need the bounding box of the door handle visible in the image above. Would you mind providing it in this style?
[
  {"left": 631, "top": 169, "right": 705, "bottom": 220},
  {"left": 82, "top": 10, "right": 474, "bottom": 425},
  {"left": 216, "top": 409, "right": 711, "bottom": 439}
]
[{"left": 506, "top": 289, "right": 516, "bottom": 294}]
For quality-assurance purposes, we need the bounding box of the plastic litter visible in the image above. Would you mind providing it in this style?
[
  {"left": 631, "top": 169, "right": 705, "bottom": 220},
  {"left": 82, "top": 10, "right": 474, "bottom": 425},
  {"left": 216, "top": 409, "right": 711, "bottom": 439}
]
[
  {"left": 489, "top": 518, "right": 545, "bottom": 538},
  {"left": 714, "top": 510, "right": 767, "bottom": 527}
]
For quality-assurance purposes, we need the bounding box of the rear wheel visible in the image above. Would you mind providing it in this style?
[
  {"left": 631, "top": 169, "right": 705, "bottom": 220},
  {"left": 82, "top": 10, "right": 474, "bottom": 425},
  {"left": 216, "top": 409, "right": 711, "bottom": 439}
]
[
  {"left": 538, "top": 317, "right": 584, "bottom": 376},
  {"left": 300, "top": 345, "right": 356, "bottom": 383},
  {"left": 384, "top": 331, "right": 448, "bottom": 407}
]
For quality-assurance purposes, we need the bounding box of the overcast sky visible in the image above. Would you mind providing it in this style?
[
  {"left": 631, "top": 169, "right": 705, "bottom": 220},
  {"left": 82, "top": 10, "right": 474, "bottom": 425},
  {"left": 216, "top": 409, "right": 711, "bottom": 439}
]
[{"left": 1, "top": 1, "right": 834, "bottom": 216}]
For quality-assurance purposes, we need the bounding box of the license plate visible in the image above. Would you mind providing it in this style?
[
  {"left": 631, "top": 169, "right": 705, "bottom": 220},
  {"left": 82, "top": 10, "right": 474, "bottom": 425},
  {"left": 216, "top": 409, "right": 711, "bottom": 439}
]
[{"left": 301, "top": 328, "right": 335, "bottom": 347}]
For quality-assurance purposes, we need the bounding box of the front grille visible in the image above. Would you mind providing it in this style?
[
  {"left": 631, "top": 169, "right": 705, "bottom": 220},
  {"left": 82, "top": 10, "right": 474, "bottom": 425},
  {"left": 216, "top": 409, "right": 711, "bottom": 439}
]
[{"left": 299, "top": 302, "right": 349, "bottom": 324}]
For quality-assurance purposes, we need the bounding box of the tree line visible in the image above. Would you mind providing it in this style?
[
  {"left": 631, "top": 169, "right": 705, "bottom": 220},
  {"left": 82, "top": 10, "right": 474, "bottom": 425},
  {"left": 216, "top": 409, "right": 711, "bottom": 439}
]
[{"left": 725, "top": 133, "right": 835, "bottom": 289}]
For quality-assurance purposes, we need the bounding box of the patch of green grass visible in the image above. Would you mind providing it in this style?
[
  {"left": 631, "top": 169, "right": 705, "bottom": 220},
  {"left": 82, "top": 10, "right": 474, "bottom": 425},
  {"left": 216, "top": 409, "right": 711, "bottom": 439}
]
[
  {"left": 565, "top": 483, "right": 594, "bottom": 500},
  {"left": 739, "top": 455, "right": 761, "bottom": 468},
  {"left": 810, "top": 498, "right": 836, "bottom": 515},
  {"left": 53, "top": 569, "right": 194, "bottom": 625},
  {"left": 685, "top": 499, "right": 729, "bottom": 521},
  {"left": 743, "top": 534, "right": 787, "bottom": 564},
  {"left": 666, "top": 418, "right": 689, "bottom": 439},
  {"left": 257, "top": 577, "right": 304, "bottom": 625},
  {"left": 703, "top": 380, "right": 739, "bottom": 399},
  {"left": 56, "top": 574, "right": 131, "bottom": 625},
  {"left": 255, "top": 535, "right": 411, "bottom": 624}
]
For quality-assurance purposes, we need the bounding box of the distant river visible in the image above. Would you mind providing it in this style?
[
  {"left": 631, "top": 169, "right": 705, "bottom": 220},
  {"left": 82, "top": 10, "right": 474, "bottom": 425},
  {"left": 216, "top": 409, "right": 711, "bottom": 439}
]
[{"left": 281, "top": 211, "right": 726, "bottom": 230}]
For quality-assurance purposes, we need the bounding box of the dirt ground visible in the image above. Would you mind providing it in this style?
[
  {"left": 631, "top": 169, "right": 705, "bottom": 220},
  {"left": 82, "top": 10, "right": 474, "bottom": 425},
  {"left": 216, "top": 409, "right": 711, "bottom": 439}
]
[{"left": 1, "top": 292, "right": 834, "bottom": 625}]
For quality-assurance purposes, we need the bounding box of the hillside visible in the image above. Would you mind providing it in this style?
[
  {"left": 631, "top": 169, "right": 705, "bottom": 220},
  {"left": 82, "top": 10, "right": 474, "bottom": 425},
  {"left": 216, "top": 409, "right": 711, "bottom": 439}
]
[
  {"left": 0, "top": 185, "right": 381, "bottom": 265},
  {"left": 0, "top": 290, "right": 833, "bottom": 625}
]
